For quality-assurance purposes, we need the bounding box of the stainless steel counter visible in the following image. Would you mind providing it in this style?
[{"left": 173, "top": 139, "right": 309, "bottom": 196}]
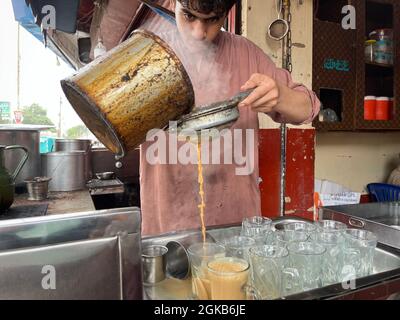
[
  {"left": 0, "top": 207, "right": 142, "bottom": 300},
  {"left": 13, "top": 189, "right": 96, "bottom": 215}
]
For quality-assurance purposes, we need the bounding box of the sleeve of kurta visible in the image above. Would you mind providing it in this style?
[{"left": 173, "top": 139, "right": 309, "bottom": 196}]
[{"left": 255, "top": 46, "right": 321, "bottom": 125}]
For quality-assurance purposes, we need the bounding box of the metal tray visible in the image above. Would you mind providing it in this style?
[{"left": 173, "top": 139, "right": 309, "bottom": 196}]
[
  {"left": 322, "top": 202, "right": 400, "bottom": 249},
  {"left": 142, "top": 218, "right": 400, "bottom": 300}
]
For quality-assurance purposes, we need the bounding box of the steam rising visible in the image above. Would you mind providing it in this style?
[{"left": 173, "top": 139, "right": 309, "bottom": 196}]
[{"left": 140, "top": 10, "right": 231, "bottom": 108}]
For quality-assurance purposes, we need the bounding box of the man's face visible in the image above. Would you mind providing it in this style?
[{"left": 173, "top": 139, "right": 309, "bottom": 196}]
[{"left": 173, "top": 1, "right": 226, "bottom": 52}]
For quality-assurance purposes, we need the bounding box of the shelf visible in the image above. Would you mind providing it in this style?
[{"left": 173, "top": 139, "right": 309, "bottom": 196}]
[
  {"left": 366, "top": 61, "right": 394, "bottom": 69},
  {"left": 365, "top": 61, "right": 394, "bottom": 97},
  {"left": 313, "top": 0, "right": 400, "bottom": 132}
]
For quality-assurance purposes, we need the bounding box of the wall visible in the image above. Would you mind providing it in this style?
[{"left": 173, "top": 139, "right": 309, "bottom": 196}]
[
  {"left": 241, "top": 0, "right": 316, "bottom": 218},
  {"left": 241, "top": 0, "right": 314, "bottom": 129},
  {"left": 316, "top": 132, "right": 400, "bottom": 193}
]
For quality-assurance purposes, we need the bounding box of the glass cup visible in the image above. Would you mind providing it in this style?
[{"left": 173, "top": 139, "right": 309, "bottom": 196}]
[
  {"left": 249, "top": 245, "right": 289, "bottom": 300},
  {"left": 252, "top": 229, "right": 275, "bottom": 245},
  {"left": 241, "top": 216, "right": 272, "bottom": 238},
  {"left": 286, "top": 242, "right": 326, "bottom": 295},
  {"left": 207, "top": 257, "right": 252, "bottom": 300},
  {"left": 344, "top": 229, "right": 378, "bottom": 278},
  {"left": 271, "top": 229, "right": 309, "bottom": 248},
  {"left": 222, "top": 236, "right": 256, "bottom": 261},
  {"left": 317, "top": 220, "right": 348, "bottom": 234},
  {"left": 311, "top": 231, "right": 344, "bottom": 286},
  {"left": 283, "top": 221, "right": 317, "bottom": 237},
  {"left": 187, "top": 242, "right": 225, "bottom": 300}
]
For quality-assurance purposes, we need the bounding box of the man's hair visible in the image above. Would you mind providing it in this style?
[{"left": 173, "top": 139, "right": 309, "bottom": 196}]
[{"left": 177, "top": 0, "right": 236, "bottom": 16}]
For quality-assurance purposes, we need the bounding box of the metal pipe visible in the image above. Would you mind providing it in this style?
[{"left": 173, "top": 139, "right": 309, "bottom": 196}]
[
  {"left": 279, "top": 0, "right": 292, "bottom": 217},
  {"left": 17, "top": 24, "right": 20, "bottom": 111},
  {"left": 280, "top": 123, "right": 287, "bottom": 217}
]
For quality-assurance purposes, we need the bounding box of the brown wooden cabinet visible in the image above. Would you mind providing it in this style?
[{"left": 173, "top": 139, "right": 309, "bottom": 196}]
[{"left": 313, "top": 0, "right": 400, "bottom": 131}]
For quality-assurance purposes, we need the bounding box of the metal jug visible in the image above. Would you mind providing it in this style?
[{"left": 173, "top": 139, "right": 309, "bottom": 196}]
[{"left": 0, "top": 145, "right": 29, "bottom": 212}]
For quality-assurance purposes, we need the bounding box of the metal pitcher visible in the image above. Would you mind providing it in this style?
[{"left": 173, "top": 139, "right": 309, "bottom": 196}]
[
  {"left": 61, "top": 29, "right": 195, "bottom": 159},
  {"left": 0, "top": 145, "right": 29, "bottom": 212}
]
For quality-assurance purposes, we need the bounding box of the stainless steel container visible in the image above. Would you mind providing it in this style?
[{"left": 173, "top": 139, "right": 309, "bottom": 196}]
[
  {"left": 41, "top": 151, "right": 87, "bottom": 192},
  {"left": 0, "top": 125, "right": 52, "bottom": 186},
  {"left": 54, "top": 139, "right": 93, "bottom": 180},
  {"left": 165, "top": 233, "right": 215, "bottom": 279},
  {"left": 142, "top": 245, "right": 168, "bottom": 284},
  {"left": 25, "top": 177, "right": 51, "bottom": 201},
  {"left": 54, "top": 139, "right": 92, "bottom": 152}
]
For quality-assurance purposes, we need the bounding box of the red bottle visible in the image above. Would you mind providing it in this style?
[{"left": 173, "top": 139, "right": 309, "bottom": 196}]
[
  {"left": 364, "top": 96, "right": 376, "bottom": 120},
  {"left": 376, "top": 97, "right": 390, "bottom": 120}
]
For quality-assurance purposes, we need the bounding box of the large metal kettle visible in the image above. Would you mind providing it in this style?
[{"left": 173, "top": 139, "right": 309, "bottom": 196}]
[
  {"left": 0, "top": 145, "right": 29, "bottom": 212},
  {"left": 61, "top": 29, "right": 194, "bottom": 159}
]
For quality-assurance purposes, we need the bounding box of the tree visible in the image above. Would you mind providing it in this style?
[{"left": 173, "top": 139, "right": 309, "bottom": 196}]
[
  {"left": 22, "top": 103, "right": 55, "bottom": 127},
  {"left": 66, "top": 125, "right": 89, "bottom": 139}
]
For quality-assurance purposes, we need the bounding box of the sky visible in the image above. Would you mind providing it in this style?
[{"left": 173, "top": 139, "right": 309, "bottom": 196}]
[{"left": 0, "top": 0, "right": 85, "bottom": 133}]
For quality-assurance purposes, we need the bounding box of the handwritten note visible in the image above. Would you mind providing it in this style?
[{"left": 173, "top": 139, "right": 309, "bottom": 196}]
[{"left": 320, "top": 192, "right": 361, "bottom": 207}]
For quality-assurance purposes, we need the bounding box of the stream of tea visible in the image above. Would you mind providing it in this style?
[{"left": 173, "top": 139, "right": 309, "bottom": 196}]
[{"left": 197, "top": 142, "right": 207, "bottom": 243}]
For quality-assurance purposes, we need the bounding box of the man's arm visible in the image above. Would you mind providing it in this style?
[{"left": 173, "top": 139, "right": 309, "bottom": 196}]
[{"left": 239, "top": 73, "right": 314, "bottom": 125}]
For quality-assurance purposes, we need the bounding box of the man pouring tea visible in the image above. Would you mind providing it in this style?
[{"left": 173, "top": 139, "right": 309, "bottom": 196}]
[{"left": 138, "top": 0, "right": 320, "bottom": 235}]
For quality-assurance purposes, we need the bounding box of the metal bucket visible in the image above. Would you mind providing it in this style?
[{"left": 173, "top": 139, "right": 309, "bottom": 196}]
[
  {"left": 61, "top": 29, "right": 194, "bottom": 159},
  {"left": 54, "top": 139, "right": 92, "bottom": 152},
  {"left": 41, "top": 151, "right": 87, "bottom": 192},
  {"left": 54, "top": 139, "right": 92, "bottom": 180},
  {"left": 0, "top": 125, "right": 52, "bottom": 186}
]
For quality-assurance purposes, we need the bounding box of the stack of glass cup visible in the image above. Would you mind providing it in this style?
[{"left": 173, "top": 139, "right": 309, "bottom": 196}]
[{"left": 187, "top": 217, "right": 378, "bottom": 300}]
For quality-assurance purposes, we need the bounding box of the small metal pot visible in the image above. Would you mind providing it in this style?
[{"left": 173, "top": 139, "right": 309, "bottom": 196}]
[
  {"left": 25, "top": 177, "right": 52, "bottom": 201},
  {"left": 142, "top": 245, "right": 168, "bottom": 284},
  {"left": 95, "top": 172, "right": 115, "bottom": 180}
]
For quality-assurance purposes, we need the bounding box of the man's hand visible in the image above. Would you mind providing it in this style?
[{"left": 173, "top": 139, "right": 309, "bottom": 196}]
[
  {"left": 238, "top": 73, "right": 281, "bottom": 114},
  {"left": 238, "top": 73, "right": 314, "bottom": 125}
]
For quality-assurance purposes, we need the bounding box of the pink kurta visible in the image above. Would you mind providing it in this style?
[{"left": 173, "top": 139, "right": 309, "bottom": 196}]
[{"left": 139, "top": 19, "right": 320, "bottom": 236}]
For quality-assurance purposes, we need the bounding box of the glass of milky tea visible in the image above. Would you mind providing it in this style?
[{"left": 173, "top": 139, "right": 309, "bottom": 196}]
[{"left": 187, "top": 242, "right": 225, "bottom": 300}]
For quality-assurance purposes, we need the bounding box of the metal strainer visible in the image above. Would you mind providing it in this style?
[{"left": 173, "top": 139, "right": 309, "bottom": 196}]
[
  {"left": 268, "top": 0, "right": 289, "bottom": 41},
  {"left": 172, "top": 89, "right": 253, "bottom": 133}
]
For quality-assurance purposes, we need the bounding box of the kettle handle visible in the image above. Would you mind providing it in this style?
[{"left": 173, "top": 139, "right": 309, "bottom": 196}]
[{"left": 5, "top": 145, "right": 29, "bottom": 181}]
